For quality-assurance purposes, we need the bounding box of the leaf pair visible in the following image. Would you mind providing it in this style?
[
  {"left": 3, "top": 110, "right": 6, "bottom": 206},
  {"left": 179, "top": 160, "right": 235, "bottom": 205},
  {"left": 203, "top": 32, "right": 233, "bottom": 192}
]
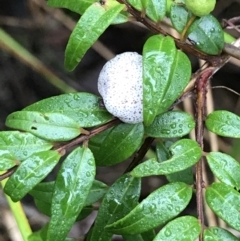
[{"left": 169, "top": 4, "right": 224, "bottom": 54}]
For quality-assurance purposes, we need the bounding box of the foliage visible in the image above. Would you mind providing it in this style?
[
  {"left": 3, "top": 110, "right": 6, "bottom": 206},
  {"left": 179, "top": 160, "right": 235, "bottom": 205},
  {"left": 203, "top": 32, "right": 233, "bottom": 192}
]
[{"left": 0, "top": 0, "right": 239, "bottom": 241}]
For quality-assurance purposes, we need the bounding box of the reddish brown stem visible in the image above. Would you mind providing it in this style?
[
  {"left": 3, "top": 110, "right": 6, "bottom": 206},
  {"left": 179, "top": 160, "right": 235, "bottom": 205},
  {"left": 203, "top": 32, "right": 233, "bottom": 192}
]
[
  {"left": 56, "top": 118, "right": 121, "bottom": 153},
  {"left": 195, "top": 68, "right": 214, "bottom": 241}
]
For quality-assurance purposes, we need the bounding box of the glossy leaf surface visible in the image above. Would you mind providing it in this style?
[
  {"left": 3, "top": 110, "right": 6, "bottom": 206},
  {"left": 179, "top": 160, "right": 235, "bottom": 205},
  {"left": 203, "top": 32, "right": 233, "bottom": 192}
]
[
  {"left": 156, "top": 141, "right": 193, "bottom": 183},
  {"left": 87, "top": 174, "right": 141, "bottom": 241},
  {"left": 89, "top": 123, "right": 144, "bottom": 166},
  {"left": 4, "top": 150, "right": 60, "bottom": 202},
  {"left": 30, "top": 179, "right": 108, "bottom": 213},
  {"left": 28, "top": 224, "right": 76, "bottom": 241},
  {"left": 204, "top": 227, "right": 239, "bottom": 241},
  {"left": 206, "top": 110, "right": 240, "bottom": 138},
  {"left": 145, "top": 111, "right": 195, "bottom": 138},
  {"left": 131, "top": 139, "right": 201, "bottom": 177},
  {"left": 0, "top": 150, "right": 17, "bottom": 171},
  {"left": 153, "top": 216, "right": 200, "bottom": 241},
  {"left": 24, "top": 92, "right": 112, "bottom": 127},
  {"left": 0, "top": 131, "right": 52, "bottom": 161},
  {"left": 156, "top": 142, "right": 194, "bottom": 184},
  {"left": 47, "top": 147, "right": 96, "bottom": 241},
  {"left": 105, "top": 182, "right": 192, "bottom": 234},
  {"left": 146, "top": 0, "right": 166, "bottom": 22},
  {"left": 127, "top": 0, "right": 143, "bottom": 11},
  {"left": 143, "top": 35, "right": 191, "bottom": 125},
  {"left": 65, "top": 1, "right": 125, "bottom": 70},
  {"left": 123, "top": 230, "right": 156, "bottom": 241},
  {"left": 207, "top": 152, "right": 240, "bottom": 190},
  {"left": 206, "top": 182, "right": 240, "bottom": 231},
  {"left": 48, "top": 0, "right": 97, "bottom": 15},
  {"left": 186, "top": 15, "right": 224, "bottom": 55},
  {"left": 6, "top": 111, "right": 80, "bottom": 141},
  {"left": 170, "top": 4, "right": 190, "bottom": 33}
]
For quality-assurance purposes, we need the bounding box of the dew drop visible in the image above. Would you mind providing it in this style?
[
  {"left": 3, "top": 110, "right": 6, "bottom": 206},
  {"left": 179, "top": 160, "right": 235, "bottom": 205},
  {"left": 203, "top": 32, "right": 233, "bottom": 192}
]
[{"left": 164, "top": 228, "right": 172, "bottom": 237}]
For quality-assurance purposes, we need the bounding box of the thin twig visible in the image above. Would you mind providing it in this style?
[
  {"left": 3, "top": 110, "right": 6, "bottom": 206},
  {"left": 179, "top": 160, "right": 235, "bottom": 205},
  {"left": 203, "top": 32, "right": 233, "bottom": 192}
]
[
  {"left": 124, "top": 137, "right": 155, "bottom": 173},
  {"left": 194, "top": 68, "right": 215, "bottom": 241},
  {"left": 56, "top": 118, "right": 121, "bottom": 153}
]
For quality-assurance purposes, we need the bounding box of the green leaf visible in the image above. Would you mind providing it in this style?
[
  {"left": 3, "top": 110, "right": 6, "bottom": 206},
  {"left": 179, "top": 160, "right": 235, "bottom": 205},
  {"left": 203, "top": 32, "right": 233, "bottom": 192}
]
[
  {"left": 0, "top": 131, "right": 52, "bottom": 161},
  {"left": 29, "top": 179, "right": 108, "bottom": 216},
  {"left": 112, "top": 11, "right": 129, "bottom": 24},
  {"left": 47, "top": 0, "right": 97, "bottom": 15},
  {"left": 24, "top": 92, "right": 112, "bottom": 128},
  {"left": 204, "top": 227, "right": 239, "bottom": 241},
  {"left": 0, "top": 150, "right": 17, "bottom": 171},
  {"left": 123, "top": 229, "right": 156, "bottom": 241},
  {"left": 65, "top": 1, "right": 125, "bottom": 71},
  {"left": 170, "top": 4, "right": 191, "bottom": 33},
  {"left": 206, "top": 152, "right": 240, "bottom": 190},
  {"left": 6, "top": 111, "right": 81, "bottom": 142},
  {"left": 186, "top": 15, "right": 224, "bottom": 55},
  {"left": 153, "top": 216, "right": 201, "bottom": 241},
  {"left": 131, "top": 139, "right": 201, "bottom": 177},
  {"left": 89, "top": 123, "right": 144, "bottom": 166},
  {"left": 143, "top": 35, "right": 191, "bottom": 125},
  {"left": 127, "top": 0, "right": 143, "bottom": 11},
  {"left": 28, "top": 224, "right": 76, "bottom": 241},
  {"left": 206, "top": 182, "right": 240, "bottom": 231},
  {"left": 105, "top": 182, "right": 192, "bottom": 234},
  {"left": 47, "top": 147, "right": 96, "bottom": 241},
  {"left": 146, "top": 0, "right": 166, "bottom": 22},
  {"left": 206, "top": 110, "right": 240, "bottom": 138},
  {"left": 155, "top": 141, "right": 193, "bottom": 184},
  {"left": 145, "top": 111, "right": 195, "bottom": 138},
  {"left": 4, "top": 150, "right": 60, "bottom": 202},
  {"left": 87, "top": 174, "right": 141, "bottom": 241}
]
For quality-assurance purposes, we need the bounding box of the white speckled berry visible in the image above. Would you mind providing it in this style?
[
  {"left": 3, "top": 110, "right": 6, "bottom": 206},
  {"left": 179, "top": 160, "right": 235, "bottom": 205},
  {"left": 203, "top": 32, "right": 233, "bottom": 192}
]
[{"left": 98, "top": 52, "right": 143, "bottom": 124}]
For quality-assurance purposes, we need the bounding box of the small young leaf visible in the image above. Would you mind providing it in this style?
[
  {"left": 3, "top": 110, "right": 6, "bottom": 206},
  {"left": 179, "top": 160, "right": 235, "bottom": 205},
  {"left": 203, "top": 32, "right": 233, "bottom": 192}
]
[
  {"left": 186, "top": 15, "right": 224, "bottom": 55},
  {"left": 105, "top": 182, "right": 192, "bottom": 235},
  {"left": 48, "top": 0, "right": 97, "bottom": 15},
  {"left": 0, "top": 150, "right": 17, "bottom": 171},
  {"left": 206, "top": 182, "right": 240, "bottom": 231},
  {"left": 4, "top": 150, "right": 61, "bottom": 202},
  {"left": 143, "top": 35, "right": 191, "bottom": 125},
  {"left": 87, "top": 174, "right": 141, "bottom": 241},
  {"left": 206, "top": 110, "right": 240, "bottom": 138},
  {"left": 206, "top": 152, "right": 240, "bottom": 190},
  {"left": 6, "top": 111, "right": 81, "bottom": 141},
  {"left": 146, "top": 0, "right": 166, "bottom": 23},
  {"left": 170, "top": 4, "right": 191, "bottom": 33},
  {"left": 204, "top": 226, "right": 239, "bottom": 241},
  {"left": 24, "top": 92, "right": 112, "bottom": 127},
  {"left": 131, "top": 139, "right": 201, "bottom": 177},
  {"left": 145, "top": 111, "right": 195, "bottom": 138},
  {"left": 47, "top": 147, "right": 96, "bottom": 241},
  {"left": 89, "top": 123, "right": 144, "bottom": 166},
  {"left": 0, "top": 131, "right": 52, "bottom": 161},
  {"left": 153, "top": 216, "right": 201, "bottom": 241},
  {"left": 65, "top": 1, "right": 125, "bottom": 70}
]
